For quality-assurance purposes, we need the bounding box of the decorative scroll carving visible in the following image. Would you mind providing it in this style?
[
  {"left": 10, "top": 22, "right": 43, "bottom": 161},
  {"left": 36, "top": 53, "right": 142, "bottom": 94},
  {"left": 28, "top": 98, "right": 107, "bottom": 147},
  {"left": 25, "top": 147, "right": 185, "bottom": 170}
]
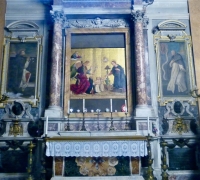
[
  {"left": 143, "top": 0, "right": 154, "bottom": 5},
  {"left": 2, "top": 101, "right": 33, "bottom": 120},
  {"left": 50, "top": 11, "right": 65, "bottom": 24},
  {"left": 50, "top": 11, "right": 129, "bottom": 29},
  {"left": 167, "top": 34, "right": 176, "bottom": 41},
  {"left": 64, "top": 17, "right": 129, "bottom": 28},
  {"left": 131, "top": 10, "right": 145, "bottom": 23},
  {"left": 143, "top": 17, "right": 149, "bottom": 29},
  {"left": 164, "top": 100, "right": 194, "bottom": 118},
  {"left": 5, "top": 140, "right": 26, "bottom": 150}
]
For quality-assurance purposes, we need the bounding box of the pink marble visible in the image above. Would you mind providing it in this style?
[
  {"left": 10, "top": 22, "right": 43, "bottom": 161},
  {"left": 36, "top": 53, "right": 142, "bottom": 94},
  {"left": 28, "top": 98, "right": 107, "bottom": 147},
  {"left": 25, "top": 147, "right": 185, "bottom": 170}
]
[
  {"left": 49, "top": 22, "right": 62, "bottom": 106},
  {"left": 134, "top": 21, "right": 147, "bottom": 106}
]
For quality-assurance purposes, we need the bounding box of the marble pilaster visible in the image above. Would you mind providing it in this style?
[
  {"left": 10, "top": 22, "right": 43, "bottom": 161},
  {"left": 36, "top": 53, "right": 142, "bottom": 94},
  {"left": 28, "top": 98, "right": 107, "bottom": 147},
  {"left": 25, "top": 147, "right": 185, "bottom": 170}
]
[
  {"left": 188, "top": 0, "right": 200, "bottom": 117},
  {"left": 132, "top": 10, "right": 153, "bottom": 117},
  {"left": 0, "top": 0, "right": 6, "bottom": 70},
  {"left": 45, "top": 11, "right": 64, "bottom": 118}
]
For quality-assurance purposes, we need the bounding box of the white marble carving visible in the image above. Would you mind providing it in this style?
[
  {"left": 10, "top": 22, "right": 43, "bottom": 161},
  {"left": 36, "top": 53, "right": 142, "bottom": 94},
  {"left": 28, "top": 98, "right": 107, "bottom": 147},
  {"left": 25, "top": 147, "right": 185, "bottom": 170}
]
[{"left": 64, "top": 17, "right": 129, "bottom": 28}]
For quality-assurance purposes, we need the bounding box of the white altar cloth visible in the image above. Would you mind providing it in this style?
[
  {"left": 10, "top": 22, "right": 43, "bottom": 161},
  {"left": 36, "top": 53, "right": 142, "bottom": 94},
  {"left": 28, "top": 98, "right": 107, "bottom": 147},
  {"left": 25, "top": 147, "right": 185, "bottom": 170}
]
[{"left": 46, "top": 140, "right": 147, "bottom": 157}]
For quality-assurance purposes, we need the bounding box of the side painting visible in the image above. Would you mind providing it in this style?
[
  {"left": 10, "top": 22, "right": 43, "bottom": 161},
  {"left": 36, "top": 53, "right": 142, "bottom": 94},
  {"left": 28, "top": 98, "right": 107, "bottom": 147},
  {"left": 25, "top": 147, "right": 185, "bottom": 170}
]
[
  {"left": 159, "top": 42, "right": 190, "bottom": 97},
  {"left": 3, "top": 42, "right": 38, "bottom": 99},
  {"left": 70, "top": 48, "right": 126, "bottom": 99}
]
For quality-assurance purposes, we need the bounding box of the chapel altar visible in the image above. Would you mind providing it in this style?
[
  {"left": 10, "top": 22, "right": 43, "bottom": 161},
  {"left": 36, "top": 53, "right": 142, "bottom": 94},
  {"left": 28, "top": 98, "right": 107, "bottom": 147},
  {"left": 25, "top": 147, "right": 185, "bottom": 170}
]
[{"left": 0, "top": 0, "right": 200, "bottom": 180}]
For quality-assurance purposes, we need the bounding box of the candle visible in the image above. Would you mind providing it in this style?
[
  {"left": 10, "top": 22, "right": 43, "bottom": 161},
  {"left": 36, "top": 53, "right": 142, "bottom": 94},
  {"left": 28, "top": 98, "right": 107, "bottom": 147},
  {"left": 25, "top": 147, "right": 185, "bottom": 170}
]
[
  {"left": 68, "top": 100, "right": 70, "bottom": 114},
  {"left": 147, "top": 116, "right": 150, "bottom": 134},
  {"left": 125, "top": 99, "right": 127, "bottom": 113},
  {"left": 110, "top": 99, "right": 112, "bottom": 112},
  {"left": 83, "top": 99, "right": 85, "bottom": 112},
  {"left": 45, "top": 116, "right": 48, "bottom": 135}
]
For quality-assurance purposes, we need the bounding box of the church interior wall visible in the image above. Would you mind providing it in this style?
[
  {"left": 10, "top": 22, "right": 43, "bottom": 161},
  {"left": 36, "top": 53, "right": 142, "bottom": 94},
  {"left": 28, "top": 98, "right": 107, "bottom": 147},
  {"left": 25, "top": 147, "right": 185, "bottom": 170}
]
[{"left": 0, "top": 0, "right": 199, "bottom": 180}]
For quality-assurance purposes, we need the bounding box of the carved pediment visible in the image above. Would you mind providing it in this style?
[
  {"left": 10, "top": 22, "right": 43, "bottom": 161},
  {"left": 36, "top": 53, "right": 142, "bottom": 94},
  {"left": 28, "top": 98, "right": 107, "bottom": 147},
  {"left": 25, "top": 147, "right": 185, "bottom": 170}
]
[
  {"left": 158, "top": 20, "right": 186, "bottom": 31},
  {"left": 6, "top": 21, "right": 39, "bottom": 32}
]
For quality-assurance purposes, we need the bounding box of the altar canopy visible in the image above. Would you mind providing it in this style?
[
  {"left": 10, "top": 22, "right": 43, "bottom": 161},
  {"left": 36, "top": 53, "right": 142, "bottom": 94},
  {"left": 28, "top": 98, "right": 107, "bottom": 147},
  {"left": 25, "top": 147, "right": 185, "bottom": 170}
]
[{"left": 46, "top": 140, "right": 147, "bottom": 157}]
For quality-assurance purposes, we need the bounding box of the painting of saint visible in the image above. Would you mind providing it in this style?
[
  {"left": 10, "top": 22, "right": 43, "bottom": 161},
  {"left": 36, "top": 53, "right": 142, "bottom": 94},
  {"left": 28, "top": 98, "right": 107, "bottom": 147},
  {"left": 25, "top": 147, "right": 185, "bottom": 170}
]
[
  {"left": 107, "top": 60, "right": 126, "bottom": 92},
  {"left": 6, "top": 42, "right": 37, "bottom": 98},
  {"left": 70, "top": 61, "right": 94, "bottom": 94},
  {"left": 167, "top": 50, "right": 187, "bottom": 94},
  {"left": 159, "top": 42, "right": 189, "bottom": 97},
  {"left": 69, "top": 48, "right": 126, "bottom": 99}
]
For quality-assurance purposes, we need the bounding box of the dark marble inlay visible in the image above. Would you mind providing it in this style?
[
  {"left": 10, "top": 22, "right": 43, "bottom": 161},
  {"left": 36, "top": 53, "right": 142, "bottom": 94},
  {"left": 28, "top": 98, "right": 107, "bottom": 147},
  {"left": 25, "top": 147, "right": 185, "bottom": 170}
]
[{"left": 168, "top": 148, "right": 198, "bottom": 170}]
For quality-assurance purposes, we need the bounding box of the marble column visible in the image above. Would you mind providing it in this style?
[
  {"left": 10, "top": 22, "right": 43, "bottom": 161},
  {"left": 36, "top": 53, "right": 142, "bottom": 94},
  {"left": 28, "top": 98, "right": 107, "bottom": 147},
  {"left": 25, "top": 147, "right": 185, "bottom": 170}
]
[
  {"left": 132, "top": 10, "right": 153, "bottom": 117},
  {"left": 45, "top": 11, "right": 63, "bottom": 117}
]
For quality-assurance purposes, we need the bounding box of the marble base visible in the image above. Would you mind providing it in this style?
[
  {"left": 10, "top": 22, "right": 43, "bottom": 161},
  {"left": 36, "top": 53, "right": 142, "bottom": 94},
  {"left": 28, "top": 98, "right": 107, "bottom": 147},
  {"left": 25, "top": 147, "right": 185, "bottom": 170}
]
[
  {"left": 135, "top": 105, "right": 155, "bottom": 117},
  {"left": 45, "top": 106, "right": 63, "bottom": 118},
  {"left": 0, "top": 173, "right": 27, "bottom": 180},
  {"left": 51, "top": 176, "right": 144, "bottom": 180}
]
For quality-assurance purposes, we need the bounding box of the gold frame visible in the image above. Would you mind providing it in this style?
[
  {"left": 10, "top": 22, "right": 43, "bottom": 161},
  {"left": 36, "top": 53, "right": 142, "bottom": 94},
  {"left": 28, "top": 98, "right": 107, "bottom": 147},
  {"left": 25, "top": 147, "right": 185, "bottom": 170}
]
[
  {"left": 154, "top": 31, "right": 196, "bottom": 106},
  {"left": 1, "top": 36, "right": 42, "bottom": 107},
  {"left": 64, "top": 28, "right": 132, "bottom": 117}
]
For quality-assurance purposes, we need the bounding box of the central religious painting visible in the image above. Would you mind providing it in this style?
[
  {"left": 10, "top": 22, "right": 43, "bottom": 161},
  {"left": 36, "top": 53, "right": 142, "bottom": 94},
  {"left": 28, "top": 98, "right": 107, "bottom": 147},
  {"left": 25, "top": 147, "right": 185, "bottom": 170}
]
[
  {"left": 64, "top": 28, "right": 132, "bottom": 117},
  {"left": 70, "top": 48, "right": 126, "bottom": 99}
]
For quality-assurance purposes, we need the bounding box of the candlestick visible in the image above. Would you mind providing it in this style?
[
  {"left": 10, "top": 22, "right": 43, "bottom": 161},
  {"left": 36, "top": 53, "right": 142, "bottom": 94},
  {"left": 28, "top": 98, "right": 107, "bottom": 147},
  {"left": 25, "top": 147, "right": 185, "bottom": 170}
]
[
  {"left": 147, "top": 116, "right": 150, "bottom": 134},
  {"left": 68, "top": 100, "right": 70, "bottom": 114},
  {"left": 125, "top": 99, "right": 127, "bottom": 113},
  {"left": 109, "top": 112, "right": 115, "bottom": 131},
  {"left": 83, "top": 99, "right": 85, "bottom": 112},
  {"left": 110, "top": 99, "right": 112, "bottom": 112},
  {"left": 124, "top": 112, "right": 129, "bottom": 130},
  {"left": 65, "top": 114, "right": 71, "bottom": 131},
  {"left": 45, "top": 116, "right": 48, "bottom": 135},
  {"left": 95, "top": 110, "right": 101, "bottom": 131},
  {"left": 80, "top": 112, "right": 87, "bottom": 131}
]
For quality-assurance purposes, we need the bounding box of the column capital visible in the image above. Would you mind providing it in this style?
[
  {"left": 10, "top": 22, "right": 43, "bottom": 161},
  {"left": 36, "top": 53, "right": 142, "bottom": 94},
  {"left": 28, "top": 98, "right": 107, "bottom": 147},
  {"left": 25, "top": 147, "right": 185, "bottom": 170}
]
[
  {"left": 131, "top": 10, "right": 145, "bottom": 23},
  {"left": 143, "top": 17, "right": 149, "bottom": 29},
  {"left": 50, "top": 10, "right": 65, "bottom": 25}
]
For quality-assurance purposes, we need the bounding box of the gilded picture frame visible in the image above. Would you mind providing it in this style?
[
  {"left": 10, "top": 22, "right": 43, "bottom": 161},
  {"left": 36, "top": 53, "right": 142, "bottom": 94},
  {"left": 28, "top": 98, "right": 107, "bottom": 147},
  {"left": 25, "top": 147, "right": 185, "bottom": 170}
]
[
  {"left": 1, "top": 37, "right": 42, "bottom": 106},
  {"left": 64, "top": 28, "right": 132, "bottom": 117},
  {"left": 154, "top": 32, "right": 196, "bottom": 106}
]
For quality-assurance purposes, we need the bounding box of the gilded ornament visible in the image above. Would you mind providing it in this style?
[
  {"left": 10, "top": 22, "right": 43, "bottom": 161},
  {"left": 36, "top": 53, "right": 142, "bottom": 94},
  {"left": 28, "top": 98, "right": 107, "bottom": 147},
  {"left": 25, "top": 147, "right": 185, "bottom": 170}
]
[
  {"left": 171, "top": 117, "right": 188, "bottom": 135},
  {"left": 8, "top": 120, "right": 23, "bottom": 137}
]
